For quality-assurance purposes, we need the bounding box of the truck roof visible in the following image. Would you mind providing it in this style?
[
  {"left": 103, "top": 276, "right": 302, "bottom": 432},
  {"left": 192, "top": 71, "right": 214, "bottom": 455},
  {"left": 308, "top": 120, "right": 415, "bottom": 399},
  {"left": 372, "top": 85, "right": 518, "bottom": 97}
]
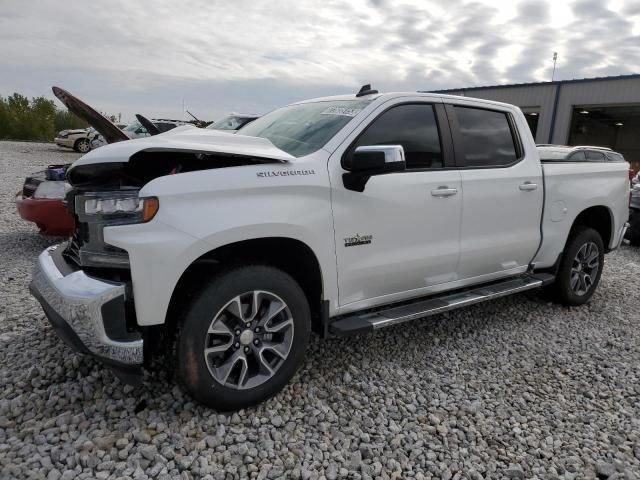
[{"left": 291, "top": 91, "right": 520, "bottom": 111}]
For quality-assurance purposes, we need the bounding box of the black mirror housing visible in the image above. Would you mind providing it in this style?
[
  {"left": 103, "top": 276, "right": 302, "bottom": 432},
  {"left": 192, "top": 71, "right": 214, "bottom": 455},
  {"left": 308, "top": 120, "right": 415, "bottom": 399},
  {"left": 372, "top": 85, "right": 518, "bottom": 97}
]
[{"left": 343, "top": 145, "right": 406, "bottom": 192}]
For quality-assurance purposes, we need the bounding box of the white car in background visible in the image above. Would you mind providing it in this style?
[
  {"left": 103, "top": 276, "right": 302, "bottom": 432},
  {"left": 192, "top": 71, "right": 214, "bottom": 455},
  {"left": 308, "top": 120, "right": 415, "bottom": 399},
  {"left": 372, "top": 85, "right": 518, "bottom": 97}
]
[
  {"left": 90, "top": 119, "right": 186, "bottom": 150},
  {"left": 206, "top": 113, "right": 259, "bottom": 132},
  {"left": 54, "top": 128, "right": 92, "bottom": 153}
]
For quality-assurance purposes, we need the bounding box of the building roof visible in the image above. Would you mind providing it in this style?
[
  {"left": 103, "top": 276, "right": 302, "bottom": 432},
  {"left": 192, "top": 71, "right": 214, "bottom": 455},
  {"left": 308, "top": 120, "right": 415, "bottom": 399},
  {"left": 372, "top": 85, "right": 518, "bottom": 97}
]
[{"left": 428, "top": 73, "right": 640, "bottom": 94}]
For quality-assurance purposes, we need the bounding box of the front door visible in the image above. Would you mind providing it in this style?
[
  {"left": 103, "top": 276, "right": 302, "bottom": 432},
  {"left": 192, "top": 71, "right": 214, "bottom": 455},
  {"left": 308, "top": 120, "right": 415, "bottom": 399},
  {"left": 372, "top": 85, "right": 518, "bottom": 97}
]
[{"left": 329, "top": 100, "right": 463, "bottom": 312}]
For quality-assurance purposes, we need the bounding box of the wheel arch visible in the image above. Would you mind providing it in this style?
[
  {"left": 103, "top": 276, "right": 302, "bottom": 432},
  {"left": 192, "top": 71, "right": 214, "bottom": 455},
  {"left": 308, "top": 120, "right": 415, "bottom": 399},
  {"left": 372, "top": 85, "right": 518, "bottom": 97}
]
[
  {"left": 568, "top": 205, "right": 614, "bottom": 251},
  {"left": 164, "top": 236, "right": 326, "bottom": 343}
]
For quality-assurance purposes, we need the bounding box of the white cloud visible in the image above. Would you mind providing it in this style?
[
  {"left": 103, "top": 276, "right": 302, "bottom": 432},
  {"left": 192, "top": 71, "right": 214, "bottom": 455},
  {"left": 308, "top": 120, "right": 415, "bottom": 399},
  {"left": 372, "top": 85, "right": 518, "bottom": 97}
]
[{"left": 0, "top": 0, "right": 638, "bottom": 120}]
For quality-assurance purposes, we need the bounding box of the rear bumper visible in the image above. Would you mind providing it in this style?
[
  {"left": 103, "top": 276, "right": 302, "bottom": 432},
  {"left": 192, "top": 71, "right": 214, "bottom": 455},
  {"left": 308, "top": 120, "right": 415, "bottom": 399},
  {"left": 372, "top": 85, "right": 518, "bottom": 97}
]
[
  {"left": 30, "top": 244, "right": 143, "bottom": 382},
  {"left": 15, "top": 193, "right": 75, "bottom": 236}
]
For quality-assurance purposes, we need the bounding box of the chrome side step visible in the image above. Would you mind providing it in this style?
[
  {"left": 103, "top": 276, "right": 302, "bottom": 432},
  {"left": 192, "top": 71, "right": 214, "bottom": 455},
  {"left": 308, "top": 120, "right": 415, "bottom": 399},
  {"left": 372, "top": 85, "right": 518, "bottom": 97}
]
[{"left": 329, "top": 273, "right": 554, "bottom": 336}]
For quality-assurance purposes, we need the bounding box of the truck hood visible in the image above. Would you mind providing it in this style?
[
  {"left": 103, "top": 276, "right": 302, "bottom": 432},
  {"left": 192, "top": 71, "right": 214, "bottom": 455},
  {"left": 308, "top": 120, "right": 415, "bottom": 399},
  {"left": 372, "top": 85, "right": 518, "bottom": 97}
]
[
  {"left": 53, "top": 86, "right": 130, "bottom": 144},
  {"left": 69, "top": 125, "right": 294, "bottom": 171}
]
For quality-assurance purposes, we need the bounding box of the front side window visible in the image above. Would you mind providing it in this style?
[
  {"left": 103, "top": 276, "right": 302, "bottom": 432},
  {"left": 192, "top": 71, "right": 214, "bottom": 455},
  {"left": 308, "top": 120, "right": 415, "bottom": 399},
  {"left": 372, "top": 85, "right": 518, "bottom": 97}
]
[
  {"left": 239, "top": 99, "right": 373, "bottom": 157},
  {"left": 347, "top": 104, "right": 442, "bottom": 169},
  {"left": 454, "top": 106, "right": 518, "bottom": 167}
]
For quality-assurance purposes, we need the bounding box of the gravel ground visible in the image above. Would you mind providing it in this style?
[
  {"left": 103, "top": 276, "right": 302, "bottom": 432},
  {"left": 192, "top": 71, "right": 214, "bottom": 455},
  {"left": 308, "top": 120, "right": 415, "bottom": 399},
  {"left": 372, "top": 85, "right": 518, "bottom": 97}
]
[{"left": 1, "top": 140, "right": 640, "bottom": 480}]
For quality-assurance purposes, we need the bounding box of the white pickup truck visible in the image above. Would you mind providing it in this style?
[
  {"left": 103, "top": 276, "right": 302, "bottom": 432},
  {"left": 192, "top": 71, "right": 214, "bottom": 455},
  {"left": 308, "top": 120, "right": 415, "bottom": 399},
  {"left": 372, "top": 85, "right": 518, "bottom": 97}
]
[{"left": 31, "top": 86, "right": 630, "bottom": 410}]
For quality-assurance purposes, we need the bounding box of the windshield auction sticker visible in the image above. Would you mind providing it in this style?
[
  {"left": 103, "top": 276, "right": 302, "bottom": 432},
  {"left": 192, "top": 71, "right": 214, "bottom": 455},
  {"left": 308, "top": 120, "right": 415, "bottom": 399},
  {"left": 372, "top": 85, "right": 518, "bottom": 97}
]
[{"left": 320, "top": 106, "right": 362, "bottom": 117}]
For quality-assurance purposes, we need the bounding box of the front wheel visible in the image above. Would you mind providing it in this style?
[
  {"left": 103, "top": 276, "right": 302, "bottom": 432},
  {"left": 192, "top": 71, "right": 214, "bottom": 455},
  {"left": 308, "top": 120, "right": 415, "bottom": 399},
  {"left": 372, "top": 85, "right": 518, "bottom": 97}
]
[
  {"left": 74, "top": 138, "right": 90, "bottom": 153},
  {"left": 176, "top": 266, "right": 311, "bottom": 410},
  {"left": 549, "top": 227, "right": 604, "bottom": 306}
]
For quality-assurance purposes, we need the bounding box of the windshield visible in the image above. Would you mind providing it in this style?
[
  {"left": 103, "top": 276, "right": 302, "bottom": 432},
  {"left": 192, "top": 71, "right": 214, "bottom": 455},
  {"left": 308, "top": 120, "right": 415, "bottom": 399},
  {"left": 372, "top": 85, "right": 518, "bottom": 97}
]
[
  {"left": 208, "top": 115, "right": 255, "bottom": 131},
  {"left": 238, "top": 99, "right": 373, "bottom": 157},
  {"left": 123, "top": 121, "right": 142, "bottom": 133}
]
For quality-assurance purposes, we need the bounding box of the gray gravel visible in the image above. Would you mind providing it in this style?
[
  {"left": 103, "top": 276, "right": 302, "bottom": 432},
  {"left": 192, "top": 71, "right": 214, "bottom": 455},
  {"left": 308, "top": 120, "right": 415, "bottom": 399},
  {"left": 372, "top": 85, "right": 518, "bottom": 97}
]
[{"left": 2, "top": 140, "right": 640, "bottom": 479}]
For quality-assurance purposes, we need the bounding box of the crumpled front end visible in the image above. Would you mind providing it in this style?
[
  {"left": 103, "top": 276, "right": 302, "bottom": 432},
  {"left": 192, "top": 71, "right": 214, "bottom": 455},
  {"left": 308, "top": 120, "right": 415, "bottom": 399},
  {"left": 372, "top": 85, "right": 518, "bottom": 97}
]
[{"left": 30, "top": 244, "right": 143, "bottom": 383}]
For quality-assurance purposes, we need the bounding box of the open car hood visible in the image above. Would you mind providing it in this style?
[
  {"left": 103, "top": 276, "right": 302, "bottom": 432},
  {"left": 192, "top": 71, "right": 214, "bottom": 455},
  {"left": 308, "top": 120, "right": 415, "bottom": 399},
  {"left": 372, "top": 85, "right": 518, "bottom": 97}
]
[
  {"left": 69, "top": 125, "right": 294, "bottom": 170},
  {"left": 52, "top": 87, "right": 130, "bottom": 144}
]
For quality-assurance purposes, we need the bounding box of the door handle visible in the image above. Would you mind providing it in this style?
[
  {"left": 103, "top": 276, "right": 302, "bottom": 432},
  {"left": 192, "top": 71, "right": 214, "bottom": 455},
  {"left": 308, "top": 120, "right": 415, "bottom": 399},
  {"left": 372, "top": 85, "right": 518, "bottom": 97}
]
[
  {"left": 431, "top": 186, "right": 458, "bottom": 197},
  {"left": 519, "top": 181, "right": 538, "bottom": 191}
]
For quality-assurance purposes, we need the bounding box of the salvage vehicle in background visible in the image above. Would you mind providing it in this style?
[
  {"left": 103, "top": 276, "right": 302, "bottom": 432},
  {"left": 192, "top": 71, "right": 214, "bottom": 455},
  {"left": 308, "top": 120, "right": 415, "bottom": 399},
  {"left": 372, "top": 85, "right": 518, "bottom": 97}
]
[
  {"left": 15, "top": 165, "right": 74, "bottom": 235},
  {"left": 626, "top": 184, "right": 640, "bottom": 246},
  {"left": 536, "top": 144, "right": 626, "bottom": 163},
  {"left": 54, "top": 128, "right": 92, "bottom": 153},
  {"left": 91, "top": 117, "right": 187, "bottom": 150},
  {"left": 16, "top": 87, "right": 188, "bottom": 236},
  {"left": 207, "top": 113, "right": 259, "bottom": 132},
  {"left": 30, "top": 86, "right": 630, "bottom": 410}
]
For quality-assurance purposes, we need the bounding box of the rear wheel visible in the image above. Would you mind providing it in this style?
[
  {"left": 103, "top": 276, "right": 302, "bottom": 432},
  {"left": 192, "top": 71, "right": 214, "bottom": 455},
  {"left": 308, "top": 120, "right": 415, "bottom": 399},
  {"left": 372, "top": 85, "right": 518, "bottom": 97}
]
[
  {"left": 176, "top": 266, "right": 311, "bottom": 410},
  {"left": 73, "top": 138, "right": 90, "bottom": 153},
  {"left": 549, "top": 227, "right": 604, "bottom": 306}
]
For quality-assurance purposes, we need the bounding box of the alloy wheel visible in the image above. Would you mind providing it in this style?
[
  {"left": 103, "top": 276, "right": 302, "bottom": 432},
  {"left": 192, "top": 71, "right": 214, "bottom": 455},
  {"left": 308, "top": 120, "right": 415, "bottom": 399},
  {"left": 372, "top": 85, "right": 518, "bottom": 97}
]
[
  {"left": 570, "top": 241, "right": 599, "bottom": 296},
  {"left": 204, "top": 290, "right": 294, "bottom": 390},
  {"left": 77, "top": 139, "right": 90, "bottom": 153}
]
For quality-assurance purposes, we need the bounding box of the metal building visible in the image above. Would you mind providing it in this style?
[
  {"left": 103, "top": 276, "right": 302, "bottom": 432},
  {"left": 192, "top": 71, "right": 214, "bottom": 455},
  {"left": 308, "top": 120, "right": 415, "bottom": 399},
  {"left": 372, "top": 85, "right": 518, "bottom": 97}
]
[{"left": 432, "top": 74, "right": 640, "bottom": 170}]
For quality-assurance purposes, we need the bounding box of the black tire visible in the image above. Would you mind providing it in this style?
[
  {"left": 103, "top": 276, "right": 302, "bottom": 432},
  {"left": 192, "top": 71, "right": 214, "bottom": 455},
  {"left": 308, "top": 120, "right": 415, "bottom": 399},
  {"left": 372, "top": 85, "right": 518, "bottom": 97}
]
[
  {"left": 73, "top": 138, "right": 90, "bottom": 153},
  {"left": 176, "top": 265, "right": 311, "bottom": 410},
  {"left": 549, "top": 226, "right": 604, "bottom": 306}
]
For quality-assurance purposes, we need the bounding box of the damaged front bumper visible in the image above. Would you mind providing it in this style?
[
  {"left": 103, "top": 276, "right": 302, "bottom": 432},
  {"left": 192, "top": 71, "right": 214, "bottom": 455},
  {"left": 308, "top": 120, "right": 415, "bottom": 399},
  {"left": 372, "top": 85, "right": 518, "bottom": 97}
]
[{"left": 30, "top": 244, "right": 143, "bottom": 384}]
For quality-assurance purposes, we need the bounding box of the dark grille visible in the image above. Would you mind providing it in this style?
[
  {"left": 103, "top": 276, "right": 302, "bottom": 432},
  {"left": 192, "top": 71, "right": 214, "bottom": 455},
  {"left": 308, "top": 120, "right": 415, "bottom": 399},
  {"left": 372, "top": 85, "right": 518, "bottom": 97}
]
[
  {"left": 64, "top": 230, "right": 83, "bottom": 266},
  {"left": 64, "top": 218, "right": 88, "bottom": 267}
]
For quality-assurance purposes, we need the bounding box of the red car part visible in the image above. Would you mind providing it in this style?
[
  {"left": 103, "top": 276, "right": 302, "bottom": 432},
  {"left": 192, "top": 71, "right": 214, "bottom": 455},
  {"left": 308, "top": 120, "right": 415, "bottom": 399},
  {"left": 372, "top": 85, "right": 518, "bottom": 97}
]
[{"left": 15, "top": 192, "right": 74, "bottom": 237}]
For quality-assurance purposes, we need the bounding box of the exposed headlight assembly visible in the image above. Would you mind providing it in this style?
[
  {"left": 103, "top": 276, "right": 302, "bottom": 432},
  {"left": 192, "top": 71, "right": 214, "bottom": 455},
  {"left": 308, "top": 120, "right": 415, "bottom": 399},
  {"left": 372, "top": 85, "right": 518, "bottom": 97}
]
[
  {"left": 33, "top": 181, "right": 71, "bottom": 199},
  {"left": 83, "top": 194, "right": 159, "bottom": 222}
]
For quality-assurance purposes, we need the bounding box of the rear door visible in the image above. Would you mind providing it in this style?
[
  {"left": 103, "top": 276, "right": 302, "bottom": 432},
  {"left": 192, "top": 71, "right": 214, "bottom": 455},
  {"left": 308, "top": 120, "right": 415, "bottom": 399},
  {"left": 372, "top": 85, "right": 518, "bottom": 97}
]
[{"left": 446, "top": 102, "right": 543, "bottom": 280}]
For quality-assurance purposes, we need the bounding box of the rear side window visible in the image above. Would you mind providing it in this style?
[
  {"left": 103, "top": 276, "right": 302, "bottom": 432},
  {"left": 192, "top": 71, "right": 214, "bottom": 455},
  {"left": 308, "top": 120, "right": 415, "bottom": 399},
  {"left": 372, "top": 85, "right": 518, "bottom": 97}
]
[
  {"left": 585, "top": 151, "right": 606, "bottom": 161},
  {"left": 606, "top": 152, "right": 625, "bottom": 162},
  {"left": 454, "top": 106, "right": 518, "bottom": 167},
  {"left": 348, "top": 104, "right": 442, "bottom": 169}
]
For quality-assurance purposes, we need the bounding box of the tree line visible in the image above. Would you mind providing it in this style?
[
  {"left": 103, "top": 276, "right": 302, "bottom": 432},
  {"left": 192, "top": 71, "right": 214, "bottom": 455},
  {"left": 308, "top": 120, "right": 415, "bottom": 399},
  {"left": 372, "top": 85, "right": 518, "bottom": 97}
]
[{"left": 0, "top": 93, "right": 88, "bottom": 141}]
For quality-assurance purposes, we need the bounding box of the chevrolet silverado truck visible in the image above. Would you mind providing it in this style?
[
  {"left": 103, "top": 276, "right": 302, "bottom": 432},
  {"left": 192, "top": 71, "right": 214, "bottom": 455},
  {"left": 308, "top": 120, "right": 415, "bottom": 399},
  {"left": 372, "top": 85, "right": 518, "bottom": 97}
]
[{"left": 30, "top": 86, "right": 630, "bottom": 410}]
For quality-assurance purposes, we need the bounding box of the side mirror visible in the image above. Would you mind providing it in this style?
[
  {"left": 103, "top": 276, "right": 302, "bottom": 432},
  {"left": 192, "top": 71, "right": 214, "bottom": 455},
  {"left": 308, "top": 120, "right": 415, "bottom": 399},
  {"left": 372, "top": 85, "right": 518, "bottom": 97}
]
[
  {"left": 345, "top": 145, "right": 406, "bottom": 172},
  {"left": 343, "top": 145, "right": 406, "bottom": 192}
]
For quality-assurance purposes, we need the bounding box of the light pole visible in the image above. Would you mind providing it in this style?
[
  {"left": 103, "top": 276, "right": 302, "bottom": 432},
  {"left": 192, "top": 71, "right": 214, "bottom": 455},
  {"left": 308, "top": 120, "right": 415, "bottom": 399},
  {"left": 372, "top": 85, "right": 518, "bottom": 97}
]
[{"left": 552, "top": 52, "right": 558, "bottom": 82}]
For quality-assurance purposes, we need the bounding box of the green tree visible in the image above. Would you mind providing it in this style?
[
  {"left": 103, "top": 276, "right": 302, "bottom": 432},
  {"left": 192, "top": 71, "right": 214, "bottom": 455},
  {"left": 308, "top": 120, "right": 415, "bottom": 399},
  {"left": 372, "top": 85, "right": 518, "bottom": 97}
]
[{"left": 0, "top": 93, "right": 88, "bottom": 141}]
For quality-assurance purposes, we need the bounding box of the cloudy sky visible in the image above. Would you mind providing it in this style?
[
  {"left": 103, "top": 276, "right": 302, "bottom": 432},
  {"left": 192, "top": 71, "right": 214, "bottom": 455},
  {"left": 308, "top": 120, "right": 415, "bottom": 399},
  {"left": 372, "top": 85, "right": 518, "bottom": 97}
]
[{"left": 1, "top": 0, "right": 639, "bottom": 122}]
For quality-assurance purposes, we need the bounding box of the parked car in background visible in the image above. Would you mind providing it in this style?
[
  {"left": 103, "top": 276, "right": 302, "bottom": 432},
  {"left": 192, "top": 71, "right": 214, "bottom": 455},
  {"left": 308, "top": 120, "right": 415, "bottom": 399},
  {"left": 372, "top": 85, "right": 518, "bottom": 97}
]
[
  {"left": 626, "top": 184, "right": 640, "bottom": 246},
  {"left": 90, "top": 119, "right": 185, "bottom": 150},
  {"left": 54, "top": 128, "right": 92, "bottom": 153},
  {"left": 15, "top": 164, "right": 74, "bottom": 236},
  {"left": 30, "top": 87, "right": 630, "bottom": 409},
  {"left": 206, "top": 113, "right": 259, "bottom": 132},
  {"left": 536, "top": 145, "right": 626, "bottom": 163},
  {"left": 123, "top": 118, "right": 187, "bottom": 138},
  {"left": 17, "top": 87, "right": 191, "bottom": 236}
]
